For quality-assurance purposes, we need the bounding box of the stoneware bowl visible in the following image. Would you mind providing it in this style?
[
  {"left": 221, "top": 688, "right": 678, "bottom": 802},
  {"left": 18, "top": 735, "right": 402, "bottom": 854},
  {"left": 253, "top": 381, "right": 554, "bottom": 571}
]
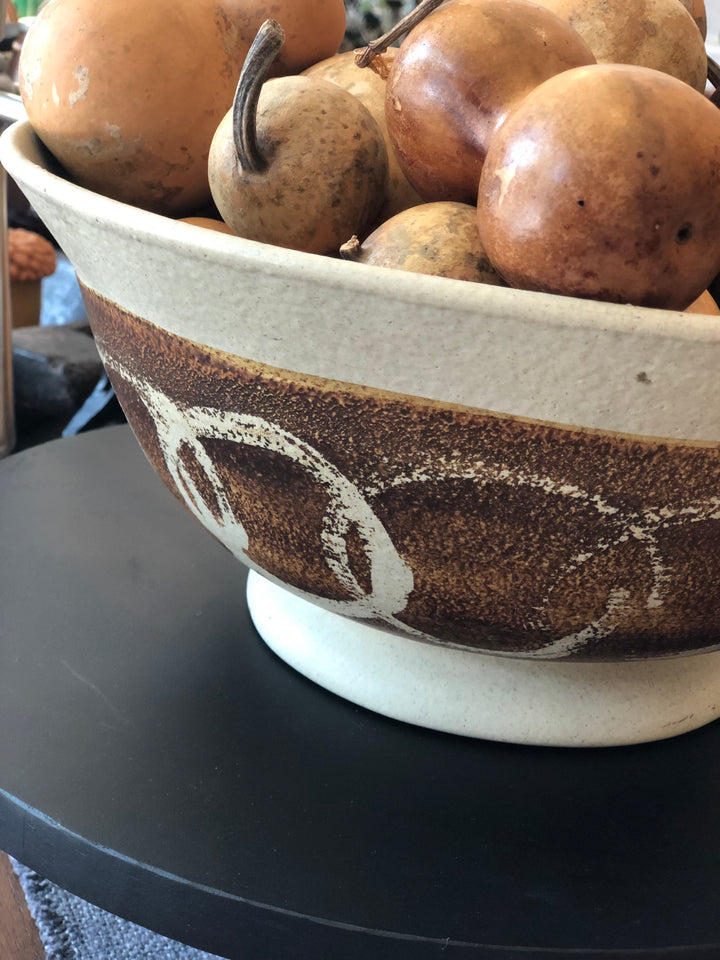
[{"left": 3, "top": 119, "right": 720, "bottom": 748}]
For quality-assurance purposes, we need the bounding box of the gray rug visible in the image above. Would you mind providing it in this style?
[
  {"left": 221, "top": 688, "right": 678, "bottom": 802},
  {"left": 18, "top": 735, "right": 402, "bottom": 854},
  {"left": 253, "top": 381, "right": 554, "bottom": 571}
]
[{"left": 12, "top": 859, "right": 228, "bottom": 960}]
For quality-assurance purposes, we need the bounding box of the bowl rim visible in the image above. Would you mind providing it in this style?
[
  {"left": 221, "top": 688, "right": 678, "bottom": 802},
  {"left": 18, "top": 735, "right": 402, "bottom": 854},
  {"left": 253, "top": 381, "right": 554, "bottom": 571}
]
[{"left": 3, "top": 119, "right": 720, "bottom": 347}]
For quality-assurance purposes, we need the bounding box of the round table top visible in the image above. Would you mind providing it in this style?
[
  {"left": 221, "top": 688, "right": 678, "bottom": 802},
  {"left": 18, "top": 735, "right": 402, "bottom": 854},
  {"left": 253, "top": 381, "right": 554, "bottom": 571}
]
[{"left": 1, "top": 425, "right": 720, "bottom": 959}]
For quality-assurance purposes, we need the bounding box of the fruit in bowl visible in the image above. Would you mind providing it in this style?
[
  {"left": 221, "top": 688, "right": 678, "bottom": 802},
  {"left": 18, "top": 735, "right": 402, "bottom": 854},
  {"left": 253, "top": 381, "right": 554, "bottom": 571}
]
[
  {"left": 207, "top": 20, "right": 389, "bottom": 254},
  {"left": 476, "top": 63, "right": 720, "bottom": 309},
  {"left": 3, "top": 117, "right": 720, "bottom": 747},
  {"left": 16, "top": 0, "right": 347, "bottom": 215}
]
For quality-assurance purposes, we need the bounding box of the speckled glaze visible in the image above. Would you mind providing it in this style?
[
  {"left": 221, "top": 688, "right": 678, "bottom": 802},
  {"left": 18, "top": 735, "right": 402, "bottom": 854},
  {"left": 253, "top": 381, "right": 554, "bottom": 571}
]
[
  {"left": 3, "top": 120, "right": 720, "bottom": 744},
  {"left": 82, "top": 286, "right": 720, "bottom": 662}
]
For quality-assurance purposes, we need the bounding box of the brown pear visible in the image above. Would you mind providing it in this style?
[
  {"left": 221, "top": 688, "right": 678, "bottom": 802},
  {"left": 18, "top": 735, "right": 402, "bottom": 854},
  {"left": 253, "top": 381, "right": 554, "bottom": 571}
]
[
  {"left": 357, "top": 0, "right": 595, "bottom": 204},
  {"left": 679, "top": 0, "right": 707, "bottom": 37},
  {"left": 477, "top": 63, "right": 720, "bottom": 310},
  {"left": 303, "top": 49, "right": 423, "bottom": 220},
  {"left": 533, "top": 0, "right": 707, "bottom": 91},
  {"left": 340, "top": 202, "right": 507, "bottom": 285},
  {"left": 208, "top": 20, "right": 388, "bottom": 255}
]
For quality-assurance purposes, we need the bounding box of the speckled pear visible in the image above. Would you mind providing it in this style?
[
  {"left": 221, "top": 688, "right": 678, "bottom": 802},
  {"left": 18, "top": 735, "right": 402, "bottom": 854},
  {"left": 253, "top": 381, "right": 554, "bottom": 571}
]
[{"left": 208, "top": 20, "right": 388, "bottom": 255}]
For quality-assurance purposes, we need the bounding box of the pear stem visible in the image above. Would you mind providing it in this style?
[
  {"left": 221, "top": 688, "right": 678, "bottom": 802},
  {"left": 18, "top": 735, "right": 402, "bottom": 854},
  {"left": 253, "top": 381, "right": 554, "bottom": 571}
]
[
  {"left": 232, "top": 19, "right": 285, "bottom": 174},
  {"left": 339, "top": 236, "right": 362, "bottom": 260},
  {"left": 355, "top": 0, "right": 446, "bottom": 68}
]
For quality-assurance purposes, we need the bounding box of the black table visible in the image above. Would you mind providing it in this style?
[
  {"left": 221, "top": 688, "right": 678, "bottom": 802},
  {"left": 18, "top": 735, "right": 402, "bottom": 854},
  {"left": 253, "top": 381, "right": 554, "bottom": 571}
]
[{"left": 1, "top": 426, "right": 720, "bottom": 959}]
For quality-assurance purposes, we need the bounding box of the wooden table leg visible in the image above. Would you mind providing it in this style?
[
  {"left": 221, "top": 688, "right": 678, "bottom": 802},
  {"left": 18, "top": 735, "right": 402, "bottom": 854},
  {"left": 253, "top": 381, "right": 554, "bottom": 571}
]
[{"left": 0, "top": 852, "right": 45, "bottom": 960}]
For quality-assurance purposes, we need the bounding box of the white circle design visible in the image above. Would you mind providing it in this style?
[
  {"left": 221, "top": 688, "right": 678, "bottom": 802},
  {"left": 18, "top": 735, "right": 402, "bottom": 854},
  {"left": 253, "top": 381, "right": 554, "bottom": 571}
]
[
  {"left": 102, "top": 353, "right": 720, "bottom": 660},
  {"left": 104, "top": 357, "right": 417, "bottom": 631}
]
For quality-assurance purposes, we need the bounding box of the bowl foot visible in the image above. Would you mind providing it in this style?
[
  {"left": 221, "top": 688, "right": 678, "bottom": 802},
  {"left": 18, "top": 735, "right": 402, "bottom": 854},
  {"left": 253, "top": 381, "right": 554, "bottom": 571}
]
[{"left": 246, "top": 571, "right": 720, "bottom": 747}]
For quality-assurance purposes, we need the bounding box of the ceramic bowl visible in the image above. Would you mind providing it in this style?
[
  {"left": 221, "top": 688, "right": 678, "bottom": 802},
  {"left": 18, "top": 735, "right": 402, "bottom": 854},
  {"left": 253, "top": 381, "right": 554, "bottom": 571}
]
[{"left": 3, "top": 119, "right": 720, "bottom": 747}]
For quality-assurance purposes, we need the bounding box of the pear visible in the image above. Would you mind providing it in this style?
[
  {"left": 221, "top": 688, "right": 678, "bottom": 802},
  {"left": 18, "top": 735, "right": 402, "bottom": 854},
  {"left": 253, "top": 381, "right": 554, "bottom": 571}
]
[
  {"left": 477, "top": 64, "right": 720, "bottom": 310},
  {"left": 340, "top": 201, "right": 507, "bottom": 285},
  {"left": 208, "top": 20, "right": 388, "bottom": 255},
  {"left": 303, "top": 49, "right": 423, "bottom": 220},
  {"left": 533, "top": 0, "right": 707, "bottom": 91}
]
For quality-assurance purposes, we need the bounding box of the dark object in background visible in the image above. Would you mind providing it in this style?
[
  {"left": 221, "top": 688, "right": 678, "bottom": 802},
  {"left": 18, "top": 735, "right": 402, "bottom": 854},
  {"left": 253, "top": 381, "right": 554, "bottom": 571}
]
[
  {"left": 11, "top": 321, "right": 125, "bottom": 450},
  {"left": 6, "top": 177, "right": 53, "bottom": 239},
  {"left": 342, "top": 0, "right": 416, "bottom": 49}
]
